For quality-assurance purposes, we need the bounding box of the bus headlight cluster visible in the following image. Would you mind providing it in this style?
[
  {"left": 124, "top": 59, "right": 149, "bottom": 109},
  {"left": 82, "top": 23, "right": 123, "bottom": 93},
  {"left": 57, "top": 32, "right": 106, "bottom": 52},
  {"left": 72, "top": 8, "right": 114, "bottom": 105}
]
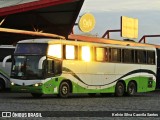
[{"left": 34, "top": 83, "right": 43, "bottom": 87}]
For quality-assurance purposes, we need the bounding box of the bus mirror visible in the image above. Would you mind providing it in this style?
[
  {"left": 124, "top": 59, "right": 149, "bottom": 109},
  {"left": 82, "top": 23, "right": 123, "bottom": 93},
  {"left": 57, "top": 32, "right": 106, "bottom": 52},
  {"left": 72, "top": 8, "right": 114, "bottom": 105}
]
[
  {"left": 2, "top": 55, "right": 11, "bottom": 67},
  {"left": 38, "top": 56, "right": 46, "bottom": 69}
]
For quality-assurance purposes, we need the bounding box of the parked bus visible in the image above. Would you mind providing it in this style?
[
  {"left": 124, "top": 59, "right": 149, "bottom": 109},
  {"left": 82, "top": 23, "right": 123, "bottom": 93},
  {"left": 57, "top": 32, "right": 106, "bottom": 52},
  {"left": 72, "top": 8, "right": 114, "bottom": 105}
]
[
  {"left": 3, "top": 38, "right": 156, "bottom": 97},
  {"left": 0, "top": 45, "right": 15, "bottom": 91}
]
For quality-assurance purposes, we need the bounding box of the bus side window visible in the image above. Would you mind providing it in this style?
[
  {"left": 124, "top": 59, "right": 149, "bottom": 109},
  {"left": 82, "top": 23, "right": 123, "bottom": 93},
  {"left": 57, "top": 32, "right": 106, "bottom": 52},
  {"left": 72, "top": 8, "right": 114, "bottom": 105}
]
[
  {"left": 135, "top": 50, "right": 146, "bottom": 64},
  {"left": 54, "top": 59, "right": 62, "bottom": 75},
  {"left": 111, "top": 48, "right": 121, "bottom": 62},
  {"left": 48, "top": 44, "right": 62, "bottom": 58},
  {"left": 47, "top": 60, "right": 54, "bottom": 76},
  {"left": 47, "top": 59, "right": 62, "bottom": 76},
  {"left": 81, "top": 46, "right": 91, "bottom": 62},
  {"left": 147, "top": 51, "right": 155, "bottom": 64},
  {"left": 64, "top": 45, "right": 77, "bottom": 60},
  {"left": 122, "top": 49, "right": 134, "bottom": 63},
  {"left": 95, "top": 47, "right": 107, "bottom": 62}
]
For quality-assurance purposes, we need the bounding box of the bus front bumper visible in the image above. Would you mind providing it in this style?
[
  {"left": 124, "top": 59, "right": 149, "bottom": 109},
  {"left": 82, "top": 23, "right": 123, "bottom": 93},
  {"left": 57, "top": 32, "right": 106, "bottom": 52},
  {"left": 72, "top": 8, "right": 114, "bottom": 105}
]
[
  {"left": 11, "top": 84, "right": 43, "bottom": 94},
  {"left": 11, "top": 82, "right": 59, "bottom": 94}
]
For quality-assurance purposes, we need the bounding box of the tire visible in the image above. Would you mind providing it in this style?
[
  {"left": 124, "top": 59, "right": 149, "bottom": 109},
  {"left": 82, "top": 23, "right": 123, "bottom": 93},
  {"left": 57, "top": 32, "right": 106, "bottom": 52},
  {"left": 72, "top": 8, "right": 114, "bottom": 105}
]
[
  {"left": 59, "top": 82, "right": 70, "bottom": 98},
  {"left": 31, "top": 93, "right": 43, "bottom": 98},
  {"left": 0, "top": 81, "right": 5, "bottom": 92},
  {"left": 127, "top": 81, "right": 136, "bottom": 96},
  {"left": 115, "top": 82, "right": 125, "bottom": 97}
]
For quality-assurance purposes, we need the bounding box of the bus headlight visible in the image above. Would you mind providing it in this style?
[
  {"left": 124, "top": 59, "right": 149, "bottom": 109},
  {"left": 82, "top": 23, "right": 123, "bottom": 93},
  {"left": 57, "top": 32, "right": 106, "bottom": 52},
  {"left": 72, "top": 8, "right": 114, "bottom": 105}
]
[
  {"left": 11, "top": 82, "right": 15, "bottom": 86},
  {"left": 34, "top": 83, "right": 42, "bottom": 87}
]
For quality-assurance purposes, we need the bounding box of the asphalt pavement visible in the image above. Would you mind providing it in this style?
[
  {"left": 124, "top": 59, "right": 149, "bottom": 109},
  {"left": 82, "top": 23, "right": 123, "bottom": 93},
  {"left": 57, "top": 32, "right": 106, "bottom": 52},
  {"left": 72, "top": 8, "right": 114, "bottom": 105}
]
[{"left": 0, "top": 91, "right": 160, "bottom": 119}]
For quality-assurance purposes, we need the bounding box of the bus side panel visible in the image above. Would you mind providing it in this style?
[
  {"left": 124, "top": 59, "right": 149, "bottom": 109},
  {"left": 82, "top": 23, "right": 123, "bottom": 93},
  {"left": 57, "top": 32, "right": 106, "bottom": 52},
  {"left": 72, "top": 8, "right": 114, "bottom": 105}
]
[
  {"left": 62, "top": 61, "right": 116, "bottom": 93},
  {"left": 115, "top": 63, "right": 140, "bottom": 90},
  {"left": 87, "top": 62, "right": 116, "bottom": 93},
  {"left": 63, "top": 60, "right": 87, "bottom": 93},
  {"left": 87, "top": 62, "right": 115, "bottom": 85},
  {"left": 115, "top": 63, "right": 156, "bottom": 92},
  {"left": 139, "top": 65, "right": 156, "bottom": 92}
]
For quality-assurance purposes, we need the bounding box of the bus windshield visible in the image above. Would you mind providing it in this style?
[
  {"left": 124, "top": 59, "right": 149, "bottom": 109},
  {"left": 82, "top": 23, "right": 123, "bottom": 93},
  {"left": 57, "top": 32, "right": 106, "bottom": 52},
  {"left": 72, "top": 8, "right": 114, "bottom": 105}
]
[
  {"left": 15, "top": 43, "right": 47, "bottom": 55},
  {"left": 11, "top": 56, "right": 45, "bottom": 80}
]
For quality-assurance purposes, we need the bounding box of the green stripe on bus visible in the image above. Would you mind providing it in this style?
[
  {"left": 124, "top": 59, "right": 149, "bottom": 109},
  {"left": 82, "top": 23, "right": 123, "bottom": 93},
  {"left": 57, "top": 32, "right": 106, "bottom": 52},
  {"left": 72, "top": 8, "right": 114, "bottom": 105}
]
[{"left": 11, "top": 76, "right": 156, "bottom": 94}]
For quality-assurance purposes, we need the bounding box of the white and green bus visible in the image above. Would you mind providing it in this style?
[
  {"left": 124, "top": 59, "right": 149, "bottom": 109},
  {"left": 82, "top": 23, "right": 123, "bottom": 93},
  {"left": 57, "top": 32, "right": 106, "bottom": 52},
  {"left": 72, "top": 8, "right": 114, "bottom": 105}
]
[
  {"left": 5, "top": 38, "right": 156, "bottom": 98},
  {"left": 0, "top": 45, "right": 15, "bottom": 91}
]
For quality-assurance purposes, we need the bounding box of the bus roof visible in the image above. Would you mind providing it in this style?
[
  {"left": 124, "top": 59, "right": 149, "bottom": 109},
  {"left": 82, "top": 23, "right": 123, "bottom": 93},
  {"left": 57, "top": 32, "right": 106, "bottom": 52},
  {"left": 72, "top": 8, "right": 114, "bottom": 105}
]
[
  {"left": 17, "top": 38, "right": 156, "bottom": 50},
  {"left": 17, "top": 38, "right": 54, "bottom": 44},
  {"left": 68, "top": 34, "right": 160, "bottom": 48},
  {"left": 0, "top": 45, "right": 15, "bottom": 48}
]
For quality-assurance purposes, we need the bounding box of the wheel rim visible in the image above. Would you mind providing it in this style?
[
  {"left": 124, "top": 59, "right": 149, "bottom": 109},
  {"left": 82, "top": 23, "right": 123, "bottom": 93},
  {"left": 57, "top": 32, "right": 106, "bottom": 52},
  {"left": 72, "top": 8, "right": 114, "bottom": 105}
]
[
  {"left": 128, "top": 84, "right": 135, "bottom": 94},
  {"left": 118, "top": 85, "right": 123, "bottom": 94},
  {"left": 62, "top": 86, "right": 68, "bottom": 95},
  {"left": 115, "top": 82, "right": 125, "bottom": 97}
]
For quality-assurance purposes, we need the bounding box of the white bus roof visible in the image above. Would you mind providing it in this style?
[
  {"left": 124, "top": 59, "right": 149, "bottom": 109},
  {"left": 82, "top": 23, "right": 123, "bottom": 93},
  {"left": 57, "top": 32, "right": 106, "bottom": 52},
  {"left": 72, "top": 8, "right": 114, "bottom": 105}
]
[
  {"left": 0, "top": 45, "right": 15, "bottom": 48},
  {"left": 17, "top": 39, "right": 53, "bottom": 44},
  {"left": 17, "top": 38, "right": 156, "bottom": 50}
]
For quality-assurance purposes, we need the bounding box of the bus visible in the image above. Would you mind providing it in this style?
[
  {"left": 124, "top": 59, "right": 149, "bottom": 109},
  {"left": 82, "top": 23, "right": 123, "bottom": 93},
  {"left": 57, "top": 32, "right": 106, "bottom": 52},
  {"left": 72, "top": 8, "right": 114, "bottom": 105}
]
[
  {"left": 4, "top": 38, "right": 156, "bottom": 98},
  {"left": 0, "top": 45, "right": 15, "bottom": 91}
]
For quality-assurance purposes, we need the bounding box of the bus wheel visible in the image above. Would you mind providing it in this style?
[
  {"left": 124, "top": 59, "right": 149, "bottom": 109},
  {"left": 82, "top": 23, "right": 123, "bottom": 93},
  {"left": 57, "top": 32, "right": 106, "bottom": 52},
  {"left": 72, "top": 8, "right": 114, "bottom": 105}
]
[
  {"left": 59, "top": 82, "right": 70, "bottom": 98},
  {"left": 115, "top": 82, "right": 125, "bottom": 97},
  {"left": 127, "top": 81, "right": 136, "bottom": 96},
  {"left": 0, "top": 81, "right": 5, "bottom": 92},
  {"left": 31, "top": 93, "right": 43, "bottom": 98}
]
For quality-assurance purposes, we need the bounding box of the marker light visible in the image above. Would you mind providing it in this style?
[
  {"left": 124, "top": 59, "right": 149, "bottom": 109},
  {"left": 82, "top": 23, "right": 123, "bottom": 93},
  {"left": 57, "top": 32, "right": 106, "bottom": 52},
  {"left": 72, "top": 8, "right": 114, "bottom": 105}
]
[
  {"left": 11, "top": 82, "right": 14, "bottom": 85},
  {"left": 34, "top": 83, "right": 39, "bottom": 87},
  {"left": 34, "top": 83, "right": 42, "bottom": 87}
]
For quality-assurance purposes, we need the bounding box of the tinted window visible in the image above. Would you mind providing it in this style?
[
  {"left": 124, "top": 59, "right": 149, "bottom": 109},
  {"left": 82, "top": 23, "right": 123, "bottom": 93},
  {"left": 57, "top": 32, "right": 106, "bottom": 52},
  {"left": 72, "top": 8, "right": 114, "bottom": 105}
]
[
  {"left": 11, "top": 56, "right": 44, "bottom": 80},
  {"left": 110, "top": 48, "right": 121, "bottom": 62},
  {"left": 147, "top": 51, "right": 155, "bottom": 64},
  {"left": 96, "top": 47, "right": 106, "bottom": 62},
  {"left": 122, "top": 49, "right": 134, "bottom": 63},
  {"left": 47, "top": 59, "right": 62, "bottom": 77},
  {"left": 47, "top": 60, "right": 54, "bottom": 75},
  {"left": 135, "top": 50, "right": 146, "bottom": 64},
  {"left": 15, "top": 43, "right": 47, "bottom": 55}
]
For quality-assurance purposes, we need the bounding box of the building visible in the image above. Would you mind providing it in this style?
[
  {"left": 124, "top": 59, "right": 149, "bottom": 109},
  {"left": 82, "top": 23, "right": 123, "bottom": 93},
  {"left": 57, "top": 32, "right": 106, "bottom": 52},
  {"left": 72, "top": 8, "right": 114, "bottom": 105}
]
[{"left": 0, "top": 0, "right": 84, "bottom": 44}]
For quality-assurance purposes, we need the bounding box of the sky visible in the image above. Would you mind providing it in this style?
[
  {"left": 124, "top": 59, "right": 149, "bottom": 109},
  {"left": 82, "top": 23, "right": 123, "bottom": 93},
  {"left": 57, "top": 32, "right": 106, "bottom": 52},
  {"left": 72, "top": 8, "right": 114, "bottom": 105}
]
[{"left": 75, "top": 0, "right": 160, "bottom": 44}]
